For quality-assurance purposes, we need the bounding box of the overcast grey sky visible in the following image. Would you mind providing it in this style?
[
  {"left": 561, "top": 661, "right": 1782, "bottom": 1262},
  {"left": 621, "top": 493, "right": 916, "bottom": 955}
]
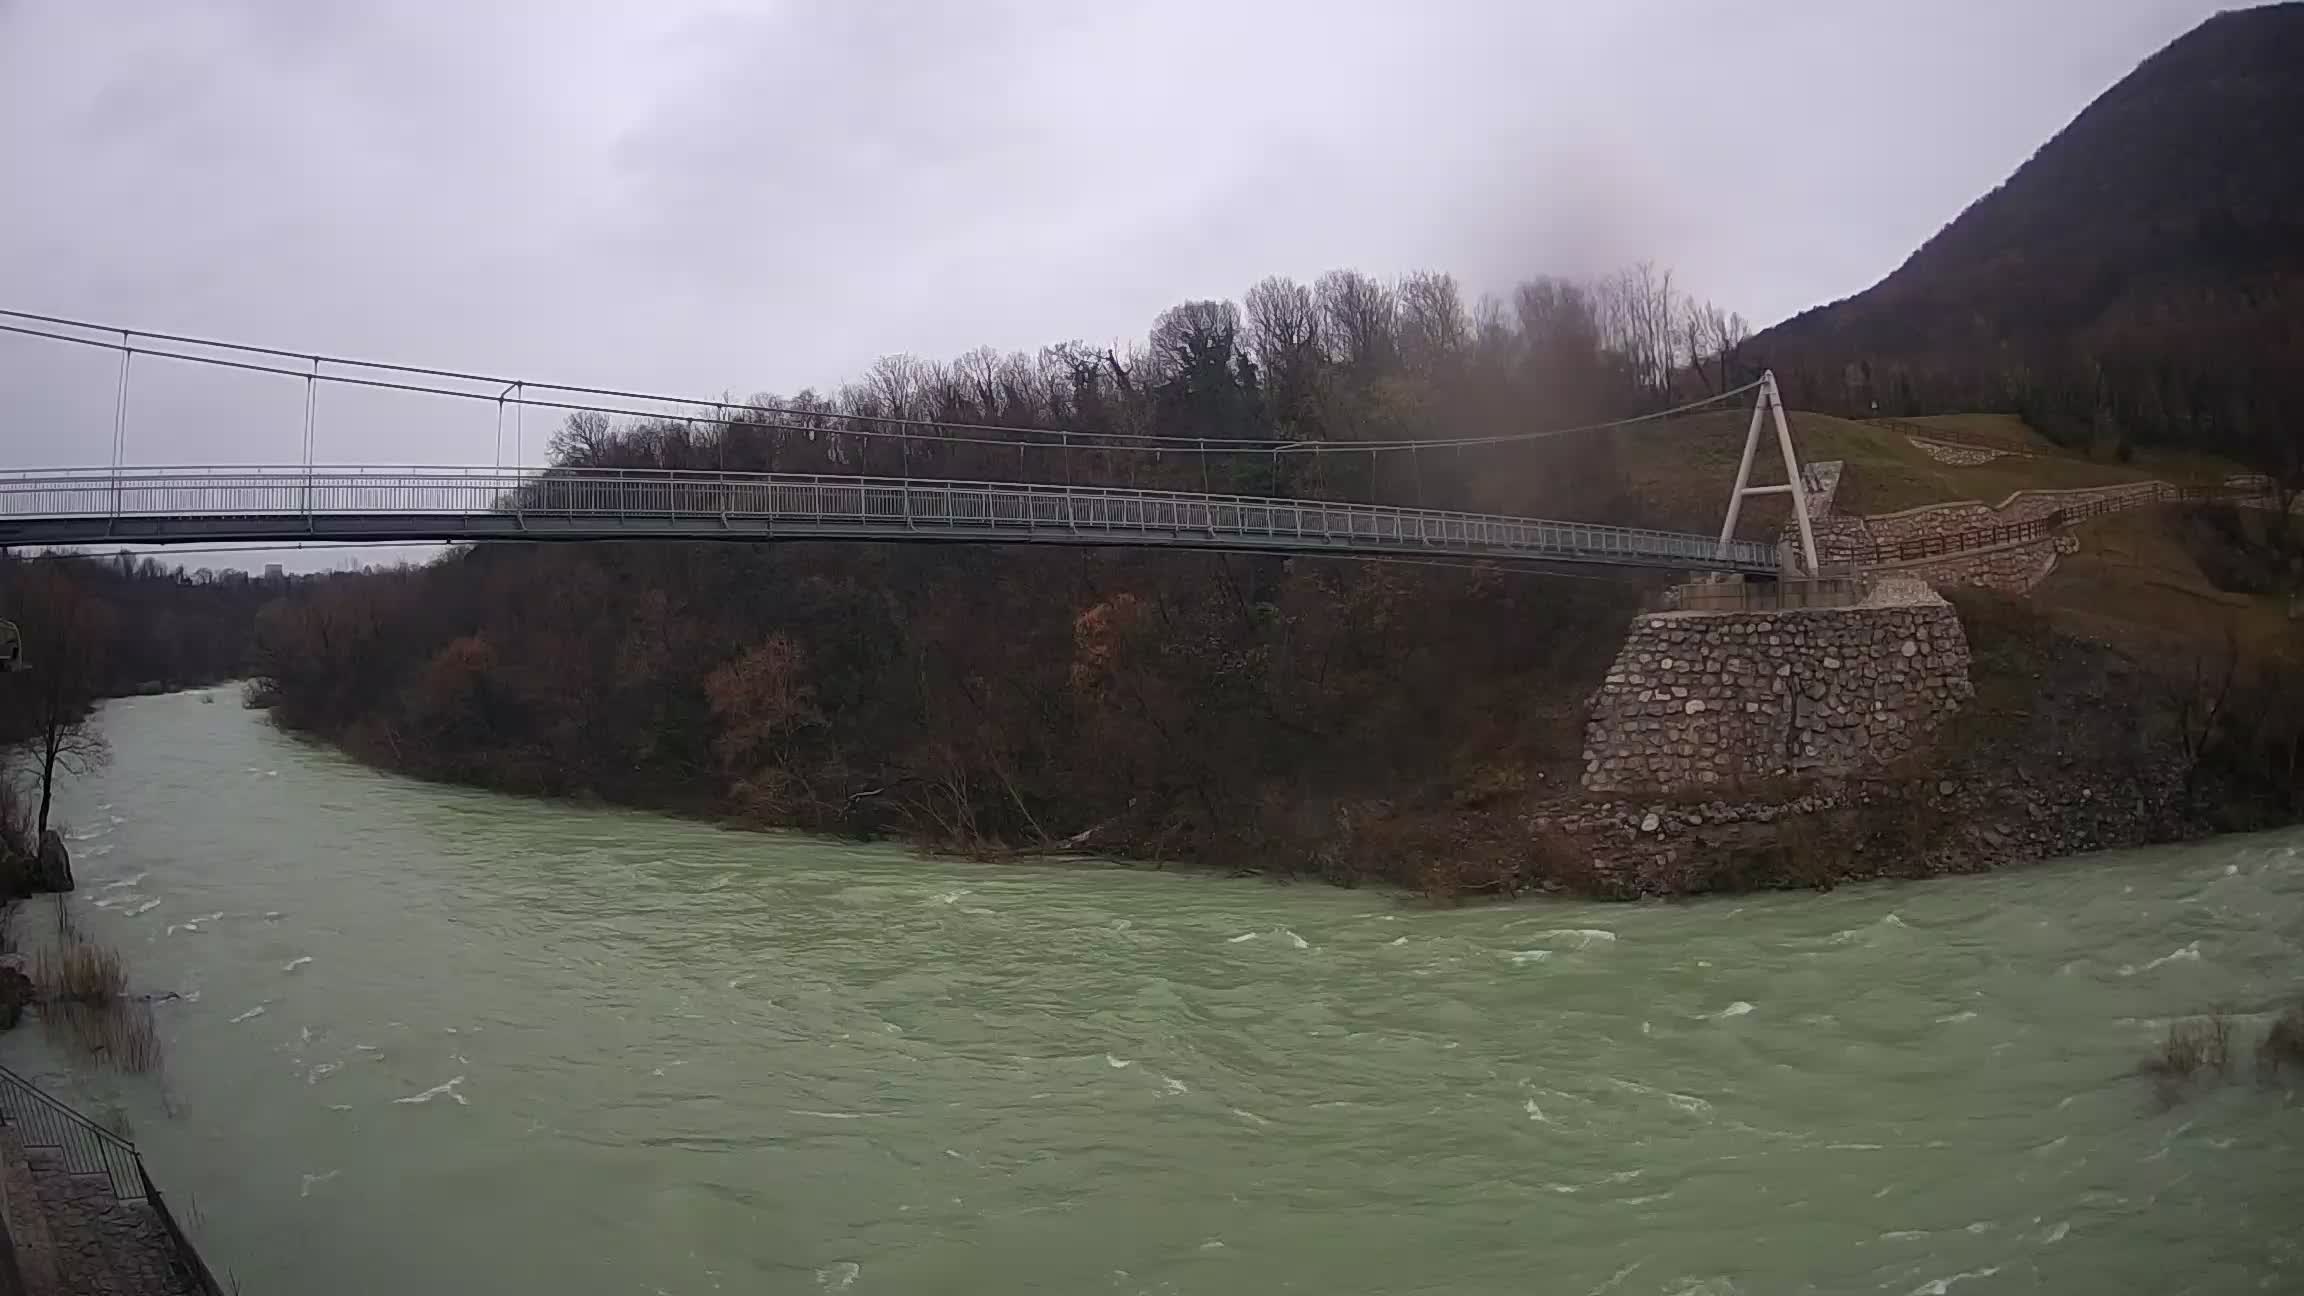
[{"left": 0, "top": 0, "right": 2238, "bottom": 531}]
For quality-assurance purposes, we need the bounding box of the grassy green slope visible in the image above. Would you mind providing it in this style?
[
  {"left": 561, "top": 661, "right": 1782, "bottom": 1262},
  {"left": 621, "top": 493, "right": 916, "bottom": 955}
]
[
  {"left": 1611, "top": 405, "right": 2275, "bottom": 659},
  {"left": 1610, "top": 408, "right": 2242, "bottom": 535}
]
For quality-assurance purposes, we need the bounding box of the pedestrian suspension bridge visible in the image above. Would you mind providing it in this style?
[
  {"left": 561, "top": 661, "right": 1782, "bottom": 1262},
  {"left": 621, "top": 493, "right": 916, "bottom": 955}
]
[{"left": 0, "top": 310, "right": 1825, "bottom": 574}]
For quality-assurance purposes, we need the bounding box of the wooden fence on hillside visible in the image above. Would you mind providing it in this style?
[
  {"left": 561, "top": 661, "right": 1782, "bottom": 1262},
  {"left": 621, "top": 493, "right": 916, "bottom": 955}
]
[{"left": 1830, "top": 482, "right": 2262, "bottom": 568}]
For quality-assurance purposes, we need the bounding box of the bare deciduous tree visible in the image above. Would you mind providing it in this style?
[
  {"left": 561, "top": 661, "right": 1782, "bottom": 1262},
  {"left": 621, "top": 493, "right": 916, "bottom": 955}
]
[
  {"left": 1682, "top": 298, "right": 1752, "bottom": 394},
  {"left": 1148, "top": 300, "right": 1244, "bottom": 381},
  {"left": 2170, "top": 620, "right": 2242, "bottom": 812},
  {"left": 1514, "top": 276, "right": 1609, "bottom": 414},
  {"left": 1596, "top": 261, "right": 1682, "bottom": 400},
  {"left": 1397, "top": 270, "right": 1470, "bottom": 376},
  {"left": 1315, "top": 270, "right": 1398, "bottom": 378},
  {"left": 864, "top": 353, "right": 935, "bottom": 423},
  {"left": 2, "top": 566, "right": 116, "bottom": 838},
  {"left": 548, "top": 410, "right": 616, "bottom": 466},
  {"left": 1471, "top": 293, "right": 1513, "bottom": 361},
  {"left": 1243, "top": 276, "right": 1320, "bottom": 384}
]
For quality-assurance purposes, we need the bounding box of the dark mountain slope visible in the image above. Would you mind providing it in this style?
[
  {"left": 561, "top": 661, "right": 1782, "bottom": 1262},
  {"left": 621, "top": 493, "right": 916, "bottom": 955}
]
[{"left": 1751, "top": 3, "right": 2304, "bottom": 460}]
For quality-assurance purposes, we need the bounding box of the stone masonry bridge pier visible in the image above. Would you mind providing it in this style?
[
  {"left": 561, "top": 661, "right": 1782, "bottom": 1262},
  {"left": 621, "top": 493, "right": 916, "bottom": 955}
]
[{"left": 1579, "top": 578, "right": 1975, "bottom": 794}]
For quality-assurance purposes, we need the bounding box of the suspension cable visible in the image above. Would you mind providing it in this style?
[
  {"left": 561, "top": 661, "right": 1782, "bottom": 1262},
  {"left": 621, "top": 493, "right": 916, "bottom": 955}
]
[{"left": 0, "top": 309, "right": 1758, "bottom": 459}]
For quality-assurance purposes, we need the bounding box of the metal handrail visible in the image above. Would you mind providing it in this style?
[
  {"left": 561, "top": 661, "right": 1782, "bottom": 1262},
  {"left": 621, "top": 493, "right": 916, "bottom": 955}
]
[
  {"left": 0, "top": 461, "right": 1768, "bottom": 519},
  {"left": 140, "top": 1162, "right": 227, "bottom": 1296},
  {"left": 0, "top": 1062, "right": 224, "bottom": 1294},
  {"left": 0, "top": 1061, "right": 144, "bottom": 1200},
  {"left": 0, "top": 464, "right": 1784, "bottom": 571}
]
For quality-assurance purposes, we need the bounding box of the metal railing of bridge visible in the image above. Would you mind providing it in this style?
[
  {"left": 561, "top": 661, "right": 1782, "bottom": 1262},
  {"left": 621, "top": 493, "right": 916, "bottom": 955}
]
[
  {"left": 0, "top": 309, "right": 1817, "bottom": 575},
  {"left": 0, "top": 465, "right": 1784, "bottom": 572}
]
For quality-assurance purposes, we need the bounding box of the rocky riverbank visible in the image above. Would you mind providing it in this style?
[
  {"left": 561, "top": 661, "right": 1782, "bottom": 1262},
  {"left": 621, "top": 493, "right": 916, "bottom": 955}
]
[
  {"left": 1505, "top": 583, "right": 2246, "bottom": 899},
  {"left": 1531, "top": 758, "right": 2197, "bottom": 898},
  {"left": 1338, "top": 581, "right": 2247, "bottom": 902}
]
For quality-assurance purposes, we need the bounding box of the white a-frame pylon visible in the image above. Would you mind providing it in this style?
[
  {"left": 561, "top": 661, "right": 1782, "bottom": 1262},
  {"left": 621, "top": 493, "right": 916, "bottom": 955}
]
[{"left": 1715, "top": 370, "right": 1819, "bottom": 575}]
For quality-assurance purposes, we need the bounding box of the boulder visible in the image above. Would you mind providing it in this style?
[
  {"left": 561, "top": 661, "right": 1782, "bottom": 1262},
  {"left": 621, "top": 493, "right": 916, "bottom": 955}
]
[
  {"left": 35, "top": 829, "right": 72, "bottom": 893},
  {"left": 0, "top": 848, "right": 33, "bottom": 900}
]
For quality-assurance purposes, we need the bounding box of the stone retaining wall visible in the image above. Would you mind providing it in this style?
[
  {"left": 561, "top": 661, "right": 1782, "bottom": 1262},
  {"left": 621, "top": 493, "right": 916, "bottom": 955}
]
[
  {"left": 1784, "top": 465, "right": 2179, "bottom": 594},
  {"left": 1581, "top": 585, "right": 1973, "bottom": 794},
  {"left": 1909, "top": 438, "right": 2006, "bottom": 465},
  {"left": 1843, "top": 482, "right": 2170, "bottom": 593},
  {"left": 1782, "top": 460, "right": 1867, "bottom": 564},
  {"left": 1867, "top": 534, "right": 2078, "bottom": 589},
  {"left": 1858, "top": 481, "right": 2164, "bottom": 548},
  {"left": 1666, "top": 577, "right": 1870, "bottom": 613}
]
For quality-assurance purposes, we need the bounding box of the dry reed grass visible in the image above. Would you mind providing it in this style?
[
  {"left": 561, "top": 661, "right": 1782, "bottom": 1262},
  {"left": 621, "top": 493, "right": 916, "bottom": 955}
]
[
  {"left": 40, "top": 999, "right": 162, "bottom": 1073},
  {"left": 33, "top": 939, "right": 126, "bottom": 1005},
  {"left": 30, "top": 924, "right": 162, "bottom": 1073}
]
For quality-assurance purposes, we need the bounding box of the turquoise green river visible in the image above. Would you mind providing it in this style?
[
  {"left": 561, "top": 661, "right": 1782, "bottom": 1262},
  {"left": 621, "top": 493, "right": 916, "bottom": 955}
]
[{"left": 6, "top": 690, "right": 2301, "bottom": 1294}]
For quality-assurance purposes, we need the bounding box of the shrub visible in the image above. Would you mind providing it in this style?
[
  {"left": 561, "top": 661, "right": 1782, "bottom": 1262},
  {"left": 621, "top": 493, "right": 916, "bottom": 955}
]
[
  {"left": 2140, "top": 1013, "right": 2233, "bottom": 1108},
  {"left": 2258, "top": 1002, "right": 2304, "bottom": 1083},
  {"left": 32, "top": 938, "right": 160, "bottom": 1072},
  {"left": 42, "top": 1000, "right": 160, "bottom": 1073},
  {"left": 2176, "top": 504, "right": 2301, "bottom": 597}
]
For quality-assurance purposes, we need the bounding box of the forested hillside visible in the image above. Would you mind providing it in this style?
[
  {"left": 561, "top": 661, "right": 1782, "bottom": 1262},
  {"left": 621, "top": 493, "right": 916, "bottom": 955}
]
[
  {"left": 252, "top": 263, "right": 1754, "bottom": 892},
  {"left": 1751, "top": 3, "right": 2304, "bottom": 470},
  {"left": 0, "top": 554, "right": 270, "bottom": 731}
]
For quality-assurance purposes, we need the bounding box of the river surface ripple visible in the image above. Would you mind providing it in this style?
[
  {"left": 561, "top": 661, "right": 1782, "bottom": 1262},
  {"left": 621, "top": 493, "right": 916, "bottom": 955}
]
[{"left": 9, "top": 690, "right": 2302, "bottom": 1294}]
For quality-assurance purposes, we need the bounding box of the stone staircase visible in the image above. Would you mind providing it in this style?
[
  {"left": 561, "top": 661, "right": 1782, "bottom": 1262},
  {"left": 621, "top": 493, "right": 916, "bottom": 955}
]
[{"left": 9, "top": 1141, "right": 191, "bottom": 1296}]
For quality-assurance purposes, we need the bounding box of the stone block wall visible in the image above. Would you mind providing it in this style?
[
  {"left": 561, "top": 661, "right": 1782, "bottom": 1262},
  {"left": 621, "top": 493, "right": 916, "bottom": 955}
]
[
  {"left": 1782, "top": 460, "right": 1868, "bottom": 565},
  {"left": 1846, "top": 483, "right": 2168, "bottom": 593},
  {"left": 1667, "top": 577, "right": 1870, "bottom": 613},
  {"left": 1857, "top": 481, "right": 2163, "bottom": 551},
  {"left": 1909, "top": 438, "right": 2007, "bottom": 465},
  {"left": 1581, "top": 587, "right": 1974, "bottom": 794},
  {"left": 1788, "top": 467, "right": 2171, "bottom": 595},
  {"left": 1870, "top": 535, "right": 2078, "bottom": 592}
]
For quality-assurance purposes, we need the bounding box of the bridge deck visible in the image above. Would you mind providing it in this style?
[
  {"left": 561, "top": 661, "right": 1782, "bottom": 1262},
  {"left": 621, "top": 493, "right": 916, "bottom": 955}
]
[{"left": 0, "top": 467, "right": 1778, "bottom": 572}]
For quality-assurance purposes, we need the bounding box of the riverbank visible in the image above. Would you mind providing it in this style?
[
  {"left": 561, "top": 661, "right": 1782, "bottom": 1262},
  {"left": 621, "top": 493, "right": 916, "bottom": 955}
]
[
  {"left": 243, "top": 594, "right": 2202, "bottom": 899},
  {"left": 0, "top": 884, "right": 223, "bottom": 1293},
  {"left": 251, "top": 570, "right": 2262, "bottom": 901},
  {"left": 24, "top": 688, "right": 2304, "bottom": 1294},
  {"left": 233, "top": 382, "right": 2304, "bottom": 899},
  {"left": 1524, "top": 588, "right": 2228, "bottom": 898}
]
